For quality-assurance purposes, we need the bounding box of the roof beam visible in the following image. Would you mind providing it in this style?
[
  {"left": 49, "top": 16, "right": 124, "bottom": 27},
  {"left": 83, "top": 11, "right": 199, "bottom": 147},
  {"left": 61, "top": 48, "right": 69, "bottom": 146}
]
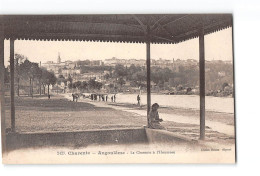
[
  {"left": 162, "top": 14, "right": 190, "bottom": 27},
  {"left": 11, "top": 32, "right": 146, "bottom": 41},
  {"left": 4, "top": 21, "right": 144, "bottom": 33},
  {"left": 150, "top": 15, "right": 168, "bottom": 29},
  {"left": 131, "top": 15, "right": 147, "bottom": 34},
  {"left": 151, "top": 15, "right": 190, "bottom": 35},
  {"left": 151, "top": 34, "right": 176, "bottom": 43},
  {"left": 174, "top": 19, "right": 232, "bottom": 39},
  {"left": 150, "top": 16, "right": 173, "bottom": 39}
]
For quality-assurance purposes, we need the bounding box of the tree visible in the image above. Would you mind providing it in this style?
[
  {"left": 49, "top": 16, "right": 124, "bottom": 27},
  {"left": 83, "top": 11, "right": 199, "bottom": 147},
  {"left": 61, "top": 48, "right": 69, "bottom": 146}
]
[
  {"left": 37, "top": 68, "right": 43, "bottom": 95},
  {"left": 88, "top": 79, "right": 96, "bottom": 90},
  {"left": 222, "top": 82, "right": 229, "bottom": 91},
  {"left": 109, "top": 83, "right": 114, "bottom": 89},
  {"left": 30, "top": 62, "right": 42, "bottom": 97},
  {"left": 73, "top": 81, "right": 82, "bottom": 89},
  {"left": 80, "top": 81, "right": 88, "bottom": 91},
  {"left": 67, "top": 74, "right": 73, "bottom": 85},
  {"left": 114, "top": 64, "right": 127, "bottom": 77},
  {"left": 95, "top": 82, "right": 103, "bottom": 90},
  {"left": 117, "top": 77, "right": 126, "bottom": 90},
  {"left": 57, "top": 75, "right": 66, "bottom": 85},
  {"left": 19, "top": 59, "right": 36, "bottom": 97},
  {"left": 104, "top": 73, "right": 110, "bottom": 80},
  {"left": 86, "top": 79, "right": 102, "bottom": 90},
  {"left": 14, "top": 54, "right": 27, "bottom": 96},
  {"left": 4, "top": 67, "right": 10, "bottom": 84},
  {"left": 41, "top": 69, "right": 57, "bottom": 97}
]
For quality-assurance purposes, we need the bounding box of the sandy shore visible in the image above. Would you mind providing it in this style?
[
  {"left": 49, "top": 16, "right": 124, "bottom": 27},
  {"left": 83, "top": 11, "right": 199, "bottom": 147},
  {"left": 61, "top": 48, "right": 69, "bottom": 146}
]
[{"left": 63, "top": 94, "right": 235, "bottom": 146}]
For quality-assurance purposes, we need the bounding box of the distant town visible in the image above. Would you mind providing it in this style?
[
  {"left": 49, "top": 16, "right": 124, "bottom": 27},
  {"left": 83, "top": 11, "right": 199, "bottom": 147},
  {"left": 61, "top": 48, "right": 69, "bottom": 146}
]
[
  {"left": 3, "top": 52, "right": 233, "bottom": 98},
  {"left": 38, "top": 53, "right": 233, "bottom": 97}
]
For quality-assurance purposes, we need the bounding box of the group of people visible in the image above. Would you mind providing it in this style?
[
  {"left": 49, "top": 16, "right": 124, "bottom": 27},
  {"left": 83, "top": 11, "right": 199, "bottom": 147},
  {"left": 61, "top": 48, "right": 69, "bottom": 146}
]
[
  {"left": 72, "top": 93, "right": 80, "bottom": 102},
  {"left": 90, "top": 94, "right": 116, "bottom": 103}
]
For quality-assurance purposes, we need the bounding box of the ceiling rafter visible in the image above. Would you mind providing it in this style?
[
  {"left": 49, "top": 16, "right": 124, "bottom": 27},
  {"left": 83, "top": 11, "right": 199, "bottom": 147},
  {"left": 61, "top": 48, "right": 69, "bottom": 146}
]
[
  {"left": 151, "top": 15, "right": 168, "bottom": 30},
  {"left": 161, "top": 14, "right": 190, "bottom": 27},
  {"left": 131, "top": 15, "right": 147, "bottom": 34},
  {"left": 150, "top": 16, "right": 173, "bottom": 39},
  {"left": 1, "top": 14, "right": 233, "bottom": 44}
]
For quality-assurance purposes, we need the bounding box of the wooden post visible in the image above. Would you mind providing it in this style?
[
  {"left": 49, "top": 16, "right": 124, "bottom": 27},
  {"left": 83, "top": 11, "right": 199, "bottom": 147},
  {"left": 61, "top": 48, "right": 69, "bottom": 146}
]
[
  {"left": 0, "top": 23, "right": 7, "bottom": 155},
  {"left": 146, "top": 25, "right": 151, "bottom": 125},
  {"left": 39, "top": 80, "right": 42, "bottom": 95},
  {"left": 29, "top": 77, "right": 32, "bottom": 96},
  {"left": 10, "top": 38, "right": 15, "bottom": 132},
  {"left": 16, "top": 58, "right": 20, "bottom": 96},
  {"left": 32, "top": 77, "right": 34, "bottom": 98},
  {"left": 199, "top": 26, "right": 205, "bottom": 140},
  {"left": 47, "top": 84, "right": 49, "bottom": 97},
  {"left": 17, "top": 77, "right": 20, "bottom": 96}
]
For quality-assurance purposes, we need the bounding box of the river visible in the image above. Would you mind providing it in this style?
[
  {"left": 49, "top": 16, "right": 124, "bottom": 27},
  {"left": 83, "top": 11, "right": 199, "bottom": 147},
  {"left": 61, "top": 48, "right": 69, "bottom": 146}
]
[{"left": 106, "top": 93, "right": 234, "bottom": 114}]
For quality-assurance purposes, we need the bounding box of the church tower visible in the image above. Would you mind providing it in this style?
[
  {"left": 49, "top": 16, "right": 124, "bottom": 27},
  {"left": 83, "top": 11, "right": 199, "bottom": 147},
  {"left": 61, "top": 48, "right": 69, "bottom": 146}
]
[{"left": 57, "top": 52, "right": 61, "bottom": 64}]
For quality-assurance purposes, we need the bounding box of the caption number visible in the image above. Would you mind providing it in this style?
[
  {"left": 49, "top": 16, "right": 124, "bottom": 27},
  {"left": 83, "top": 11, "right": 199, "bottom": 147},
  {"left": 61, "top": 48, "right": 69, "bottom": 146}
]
[{"left": 57, "top": 151, "right": 66, "bottom": 155}]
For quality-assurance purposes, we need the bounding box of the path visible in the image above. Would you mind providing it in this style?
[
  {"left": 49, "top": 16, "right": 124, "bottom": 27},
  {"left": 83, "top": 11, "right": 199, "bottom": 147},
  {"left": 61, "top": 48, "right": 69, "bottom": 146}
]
[{"left": 63, "top": 94, "right": 234, "bottom": 136}]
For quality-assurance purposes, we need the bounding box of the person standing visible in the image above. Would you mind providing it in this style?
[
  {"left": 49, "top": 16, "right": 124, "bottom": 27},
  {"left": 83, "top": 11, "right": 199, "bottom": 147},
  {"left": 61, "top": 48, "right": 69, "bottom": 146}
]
[
  {"left": 114, "top": 94, "right": 116, "bottom": 102},
  {"left": 137, "top": 94, "right": 140, "bottom": 106},
  {"left": 106, "top": 95, "right": 108, "bottom": 102},
  {"left": 72, "top": 93, "right": 75, "bottom": 101}
]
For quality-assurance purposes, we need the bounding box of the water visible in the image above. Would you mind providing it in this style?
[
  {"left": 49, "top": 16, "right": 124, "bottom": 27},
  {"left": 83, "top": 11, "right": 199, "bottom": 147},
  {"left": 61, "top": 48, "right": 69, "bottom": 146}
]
[{"left": 112, "top": 94, "right": 234, "bottom": 114}]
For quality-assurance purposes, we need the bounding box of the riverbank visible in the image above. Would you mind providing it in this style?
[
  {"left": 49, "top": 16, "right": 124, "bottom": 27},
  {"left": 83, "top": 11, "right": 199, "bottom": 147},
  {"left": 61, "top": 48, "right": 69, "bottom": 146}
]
[
  {"left": 63, "top": 94, "right": 235, "bottom": 146},
  {"left": 107, "top": 102, "right": 235, "bottom": 146},
  {"left": 92, "top": 93, "right": 235, "bottom": 113},
  {"left": 108, "top": 103, "right": 234, "bottom": 126}
]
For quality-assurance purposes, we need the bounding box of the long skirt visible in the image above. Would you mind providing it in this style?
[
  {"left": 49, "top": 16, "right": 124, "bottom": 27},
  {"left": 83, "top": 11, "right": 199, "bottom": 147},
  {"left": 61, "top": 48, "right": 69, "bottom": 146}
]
[{"left": 148, "top": 122, "right": 166, "bottom": 130}]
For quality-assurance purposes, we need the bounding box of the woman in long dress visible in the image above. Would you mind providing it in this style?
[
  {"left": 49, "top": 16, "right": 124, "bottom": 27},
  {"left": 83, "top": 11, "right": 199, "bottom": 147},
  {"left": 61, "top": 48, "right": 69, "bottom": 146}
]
[{"left": 148, "top": 103, "right": 166, "bottom": 130}]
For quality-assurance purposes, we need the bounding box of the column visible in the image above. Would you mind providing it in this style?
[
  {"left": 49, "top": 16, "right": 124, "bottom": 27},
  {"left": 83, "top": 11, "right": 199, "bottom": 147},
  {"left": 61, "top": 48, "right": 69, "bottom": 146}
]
[
  {"left": 10, "top": 38, "right": 15, "bottom": 132},
  {"left": 0, "top": 23, "right": 6, "bottom": 154},
  {"left": 146, "top": 25, "right": 151, "bottom": 125},
  {"left": 199, "top": 26, "right": 205, "bottom": 140}
]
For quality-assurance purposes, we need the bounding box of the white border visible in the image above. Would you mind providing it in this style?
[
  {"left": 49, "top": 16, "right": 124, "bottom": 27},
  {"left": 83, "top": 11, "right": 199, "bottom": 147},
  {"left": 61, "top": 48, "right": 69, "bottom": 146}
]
[{"left": 1, "top": 0, "right": 260, "bottom": 175}]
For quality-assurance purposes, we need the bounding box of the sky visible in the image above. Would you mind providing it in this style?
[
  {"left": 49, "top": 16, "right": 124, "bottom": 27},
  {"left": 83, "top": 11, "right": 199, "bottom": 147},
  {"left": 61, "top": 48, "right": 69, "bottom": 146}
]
[{"left": 4, "top": 27, "right": 233, "bottom": 66}]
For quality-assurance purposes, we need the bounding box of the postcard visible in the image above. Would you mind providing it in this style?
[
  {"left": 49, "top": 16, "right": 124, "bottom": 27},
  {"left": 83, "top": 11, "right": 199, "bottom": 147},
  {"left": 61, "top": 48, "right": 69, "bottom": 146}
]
[{"left": 0, "top": 14, "right": 235, "bottom": 164}]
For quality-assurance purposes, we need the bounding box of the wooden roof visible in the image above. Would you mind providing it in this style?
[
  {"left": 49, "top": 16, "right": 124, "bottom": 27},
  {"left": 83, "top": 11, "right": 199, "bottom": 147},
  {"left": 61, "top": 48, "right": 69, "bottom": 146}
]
[{"left": 0, "top": 14, "right": 232, "bottom": 44}]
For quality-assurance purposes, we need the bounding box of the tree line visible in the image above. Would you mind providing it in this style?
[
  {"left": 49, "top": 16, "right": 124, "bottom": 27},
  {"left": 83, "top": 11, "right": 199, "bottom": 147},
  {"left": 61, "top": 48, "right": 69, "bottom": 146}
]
[
  {"left": 106, "top": 63, "right": 233, "bottom": 92},
  {"left": 68, "top": 79, "right": 103, "bottom": 91},
  {"left": 74, "top": 63, "right": 233, "bottom": 92},
  {"left": 5, "top": 54, "right": 57, "bottom": 97},
  {"left": 109, "top": 64, "right": 199, "bottom": 89}
]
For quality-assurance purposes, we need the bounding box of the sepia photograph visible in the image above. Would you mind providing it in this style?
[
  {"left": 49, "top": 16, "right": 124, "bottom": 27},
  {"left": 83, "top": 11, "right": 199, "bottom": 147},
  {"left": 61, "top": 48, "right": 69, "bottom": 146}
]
[{"left": 0, "top": 14, "right": 235, "bottom": 164}]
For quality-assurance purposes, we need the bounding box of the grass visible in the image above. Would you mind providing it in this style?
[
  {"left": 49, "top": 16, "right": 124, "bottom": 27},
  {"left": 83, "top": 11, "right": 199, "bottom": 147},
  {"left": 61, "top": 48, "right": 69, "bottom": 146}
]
[{"left": 4, "top": 95, "right": 147, "bottom": 133}]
